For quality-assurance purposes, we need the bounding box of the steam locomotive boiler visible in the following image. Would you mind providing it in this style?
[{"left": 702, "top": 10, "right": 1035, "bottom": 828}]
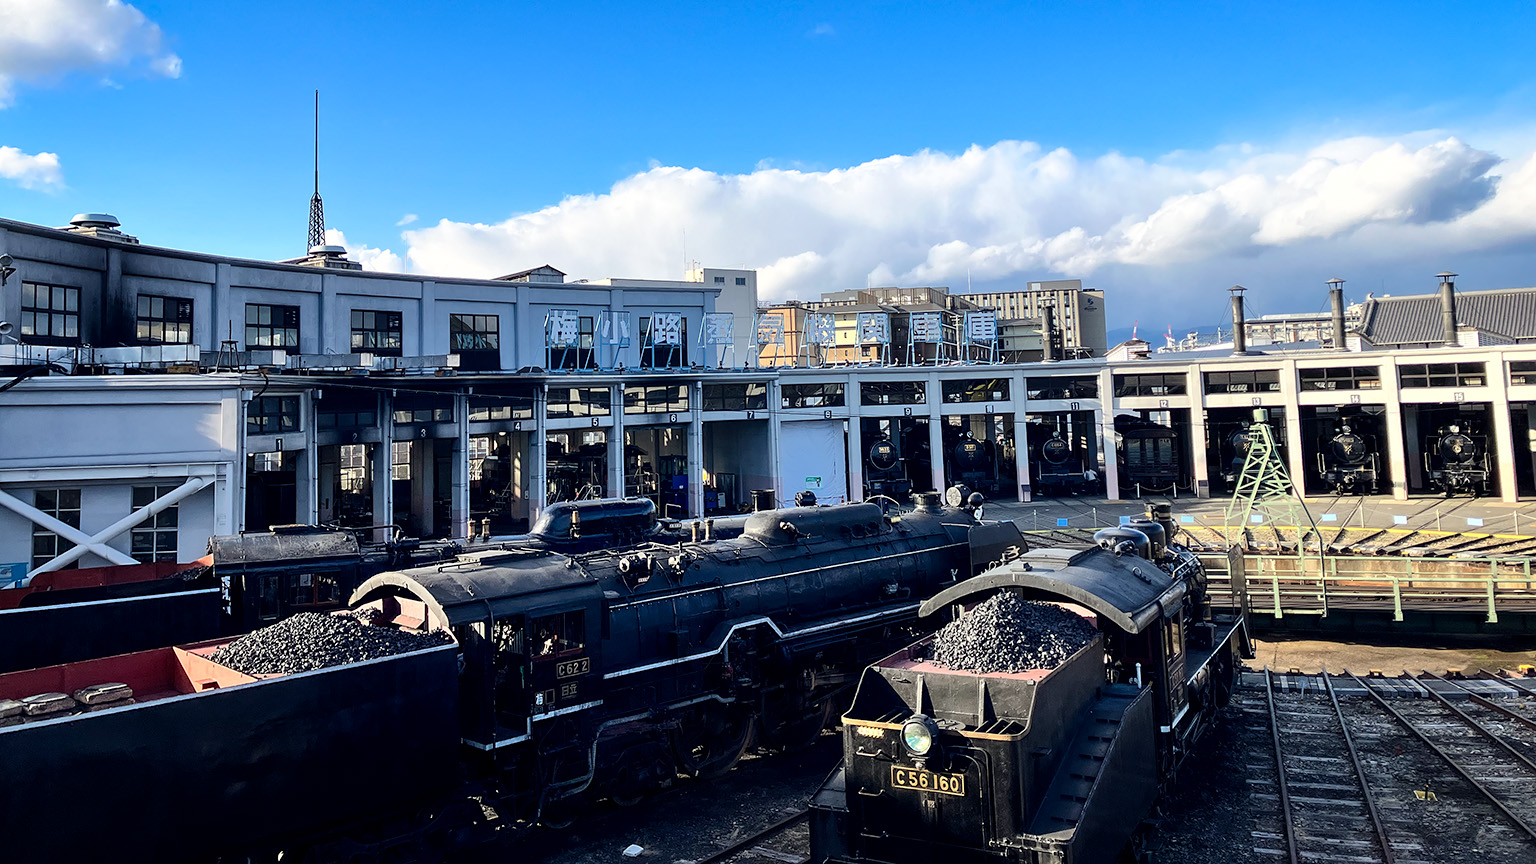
[
  {"left": 1, "top": 497, "right": 1026, "bottom": 863},
  {"left": 811, "top": 502, "right": 1249, "bottom": 864},
  {"left": 865, "top": 437, "right": 913, "bottom": 500},
  {"left": 1029, "top": 424, "right": 1094, "bottom": 494},
  {"left": 949, "top": 432, "right": 994, "bottom": 494},
  {"left": 1425, "top": 424, "right": 1490, "bottom": 497},
  {"left": 1316, "top": 424, "right": 1379, "bottom": 494}
]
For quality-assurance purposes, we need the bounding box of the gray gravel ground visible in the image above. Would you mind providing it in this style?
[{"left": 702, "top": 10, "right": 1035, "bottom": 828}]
[
  {"left": 930, "top": 593, "right": 1098, "bottom": 673},
  {"left": 210, "top": 612, "right": 450, "bottom": 675}
]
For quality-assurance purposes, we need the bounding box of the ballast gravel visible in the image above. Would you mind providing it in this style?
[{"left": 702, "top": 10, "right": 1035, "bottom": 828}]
[
  {"left": 930, "top": 593, "right": 1098, "bottom": 673},
  {"left": 210, "top": 612, "right": 450, "bottom": 676}
]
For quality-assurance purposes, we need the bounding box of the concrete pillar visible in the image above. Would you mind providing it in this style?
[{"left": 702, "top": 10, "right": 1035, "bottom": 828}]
[
  {"left": 411, "top": 433, "right": 435, "bottom": 537},
  {"left": 530, "top": 385, "right": 548, "bottom": 519},
  {"left": 608, "top": 384, "right": 625, "bottom": 498},
  {"left": 212, "top": 465, "right": 233, "bottom": 536},
  {"left": 298, "top": 389, "right": 321, "bottom": 524},
  {"left": 319, "top": 272, "right": 336, "bottom": 355},
  {"left": 1280, "top": 360, "right": 1308, "bottom": 496},
  {"left": 1490, "top": 369, "right": 1519, "bottom": 503},
  {"left": 1401, "top": 406, "right": 1423, "bottom": 494},
  {"left": 846, "top": 387, "right": 865, "bottom": 502},
  {"left": 1098, "top": 368, "right": 1120, "bottom": 500},
  {"left": 452, "top": 393, "right": 470, "bottom": 539},
  {"left": 371, "top": 392, "right": 393, "bottom": 543},
  {"left": 418, "top": 280, "right": 436, "bottom": 356},
  {"left": 688, "top": 382, "right": 705, "bottom": 517},
  {"left": 214, "top": 262, "right": 234, "bottom": 350},
  {"left": 768, "top": 379, "right": 784, "bottom": 504},
  {"left": 927, "top": 383, "right": 946, "bottom": 493},
  {"left": 1012, "top": 370, "right": 1030, "bottom": 502},
  {"left": 1187, "top": 367, "right": 1211, "bottom": 499},
  {"left": 1527, "top": 405, "right": 1536, "bottom": 493}
]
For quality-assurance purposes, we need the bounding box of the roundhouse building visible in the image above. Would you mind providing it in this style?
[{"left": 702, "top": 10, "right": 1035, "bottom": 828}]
[{"left": 2, "top": 212, "right": 1535, "bottom": 583}]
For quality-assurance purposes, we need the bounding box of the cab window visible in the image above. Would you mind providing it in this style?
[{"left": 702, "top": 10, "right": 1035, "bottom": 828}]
[{"left": 532, "top": 610, "right": 585, "bottom": 658}]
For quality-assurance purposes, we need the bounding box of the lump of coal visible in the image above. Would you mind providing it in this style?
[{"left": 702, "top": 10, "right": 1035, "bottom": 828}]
[
  {"left": 931, "top": 593, "right": 1098, "bottom": 674},
  {"left": 210, "top": 612, "right": 451, "bottom": 676}
]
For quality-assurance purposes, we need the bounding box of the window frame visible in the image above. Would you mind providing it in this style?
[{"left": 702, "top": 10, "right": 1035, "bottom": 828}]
[
  {"left": 136, "top": 294, "right": 193, "bottom": 345},
  {"left": 130, "top": 485, "right": 180, "bottom": 563},
  {"left": 20, "top": 281, "right": 81, "bottom": 345},
  {"left": 350, "top": 309, "right": 403, "bottom": 357},
  {"left": 245, "top": 303, "right": 300, "bottom": 350},
  {"left": 31, "top": 488, "right": 82, "bottom": 570}
]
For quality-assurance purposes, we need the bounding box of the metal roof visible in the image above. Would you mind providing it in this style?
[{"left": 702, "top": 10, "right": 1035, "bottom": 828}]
[{"left": 1358, "top": 287, "right": 1536, "bottom": 345}]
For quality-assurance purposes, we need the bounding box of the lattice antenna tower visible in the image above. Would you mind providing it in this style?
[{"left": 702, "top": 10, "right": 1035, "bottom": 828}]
[
  {"left": 1223, "top": 412, "right": 1322, "bottom": 561},
  {"left": 307, "top": 90, "right": 326, "bottom": 251}
]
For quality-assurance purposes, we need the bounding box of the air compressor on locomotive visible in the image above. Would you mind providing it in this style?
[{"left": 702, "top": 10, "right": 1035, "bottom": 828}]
[{"left": 811, "top": 502, "right": 1249, "bottom": 864}]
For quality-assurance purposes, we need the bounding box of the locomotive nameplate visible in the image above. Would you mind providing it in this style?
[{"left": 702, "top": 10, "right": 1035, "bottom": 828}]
[
  {"left": 556, "top": 657, "right": 591, "bottom": 679},
  {"left": 891, "top": 766, "right": 965, "bottom": 796}
]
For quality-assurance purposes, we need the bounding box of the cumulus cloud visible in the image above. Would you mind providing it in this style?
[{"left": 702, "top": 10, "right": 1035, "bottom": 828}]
[
  {"left": 0, "top": 0, "right": 181, "bottom": 107},
  {"left": 0, "top": 145, "right": 62, "bottom": 189},
  {"left": 325, "top": 228, "right": 405, "bottom": 273},
  {"left": 372, "top": 131, "right": 1536, "bottom": 325}
]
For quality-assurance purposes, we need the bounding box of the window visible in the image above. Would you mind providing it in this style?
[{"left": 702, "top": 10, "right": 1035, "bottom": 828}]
[
  {"left": 288, "top": 572, "right": 339, "bottom": 608},
  {"left": 942, "top": 378, "right": 1009, "bottom": 403},
  {"left": 550, "top": 316, "right": 596, "bottom": 370},
  {"left": 469, "top": 395, "right": 535, "bottom": 421},
  {"left": 469, "top": 436, "right": 493, "bottom": 481},
  {"left": 392, "top": 406, "right": 452, "bottom": 424},
  {"left": 735, "top": 277, "right": 747, "bottom": 286},
  {"left": 1399, "top": 362, "right": 1486, "bottom": 388},
  {"left": 247, "top": 396, "right": 300, "bottom": 435},
  {"left": 713, "top": 276, "right": 725, "bottom": 284},
  {"left": 136, "top": 295, "right": 193, "bottom": 344},
  {"left": 350, "top": 310, "right": 402, "bottom": 356},
  {"left": 450, "top": 314, "right": 500, "bottom": 351},
  {"left": 317, "top": 409, "right": 377, "bottom": 429},
  {"left": 639, "top": 316, "right": 689, "bottom": 368},
  {"left": 703, "top": 382, "right": 769, "bottom": 411},
  {"left": 20, "top": 282, "right": 80, "bottom": 344},
  {"left": 339, "top": 444, "right": 368, "bottom": 492},
  {"left": 860, "top": 381, "right": 926, "bottom": 406},
  {"left": 1112, "top": 374, "right": 1185, "bottom": 398},
  {"left": 1029, "top": 376, "right": 1100, "bottom": 399},
  {"left": 1203, "top": 369, "right": 1281, "bottom": 394},
  {"left": 781, "top": 382, "right": 844, "bottom": 409},
  {"left": 245, "top": 303, "right": 300, "bottom": 349},
  {"left": 31, "top": 488, "right": 81, "bottom": 570},
  {"left": 624, "top": 384, "right": 689, "bottom": 414},
  {"left": 1298, "top": 366, "right": 1382, "bottom": 392},
  {"left": 251, "top": 452, "right": 285, "bottom": 472},
  {"left": 1512, "top": 361, "right": 1536, "bottom": 387},
  {"left": 547, "top": 387, "right": 612, "bottom": 418},
  {"left": 130, "top": 485, "right": 179, "bottom": 563},
  {"left": 391, "top": 441, "right": 411, "bottom": 481},
  {"left": 532, "top": 610, "right": 585, "bottom": 657}
]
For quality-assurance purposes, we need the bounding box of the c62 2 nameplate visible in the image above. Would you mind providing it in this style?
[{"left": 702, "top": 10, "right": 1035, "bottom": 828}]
[
  {"left": 891, "top": 766, "right": 965, "bottom": 796},
  {"left": 556, "top": 657, "right": 590, "bottom": 678}
]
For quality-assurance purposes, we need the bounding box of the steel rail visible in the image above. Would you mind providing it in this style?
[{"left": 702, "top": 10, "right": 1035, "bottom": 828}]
[
  {"left": 1263, "top": 668, "right": 1301, "bottom": 864},
  {"left": 692, "top": 808, "right": 809, "bottom": 864},
  {"left": 1347, "top": 672, "right": 1536, "bottom": 844},
  {"left": 1448, "top": 674, "right": 1536, "bottom": 733},
  {"left": 1417, "top": 671, "right": 1536, "bottom": 776},
  {"left": 1321, "top": 669, "right": 1395, "bottom": 864}
]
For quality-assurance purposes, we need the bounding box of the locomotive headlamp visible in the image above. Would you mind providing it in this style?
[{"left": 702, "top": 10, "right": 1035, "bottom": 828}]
[{"left": 901, "top": 714, "right": 940, "bottom": 756}]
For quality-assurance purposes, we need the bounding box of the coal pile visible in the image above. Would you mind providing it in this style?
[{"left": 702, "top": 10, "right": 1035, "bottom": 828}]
[
  {"left": 211, "top": 612, "right": 451, "bottom": 676},
  {"left": 931, "top": 593, "right": 1098, "bottom": 674}
]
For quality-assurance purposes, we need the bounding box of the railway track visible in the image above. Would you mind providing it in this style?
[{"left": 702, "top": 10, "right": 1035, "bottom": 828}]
[
  {"left": 1244, "top": 670, "right": 1536, "bottom": 864},
  {"left": 689, "top": 807, "right": 809, "bottom": 864}
]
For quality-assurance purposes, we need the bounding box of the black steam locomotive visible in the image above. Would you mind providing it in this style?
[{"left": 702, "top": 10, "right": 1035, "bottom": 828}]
[
  {"left": 1115, "top": 414, "right": 1181, "bottom": 493},
  {"left": 1220, "top": 427, "right": 1252, "bottom": 486},
  {"left": 811, "top": 502, "right": 1249, "bottom": 864},
  {"left": 1425, "top": 424, "right": 1490, "bottom": 497},
  {"left": 1317, "top": 424, "right": 1379, "bottom": 494},
  {"left": 1027, "top": 423, "right": 1096, "bottom": 495},
  {"left": 1, "top": 497, "right": 1027, "bottom": 863},
  {"left": 865, "top": 437, "right": 913, "bottom": 500},
  {"left": 949, "top": 432, "right": 994, "bottom": 494}
]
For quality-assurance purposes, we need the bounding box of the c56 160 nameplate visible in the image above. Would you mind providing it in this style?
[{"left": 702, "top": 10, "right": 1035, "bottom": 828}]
[{"left": 891, "top": 766, "right": 965, "bottom": 796}]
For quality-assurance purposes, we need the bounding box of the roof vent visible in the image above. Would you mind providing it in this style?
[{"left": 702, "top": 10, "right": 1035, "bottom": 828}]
[
  {"left": 62, "top": 212, "right": 139, "bottom": 244},
  {"left": 284, "top": 243, "right": 361, "bottom": 270},
  {"left": 309, "top": 245, "right": 347, "bottom": 256}
]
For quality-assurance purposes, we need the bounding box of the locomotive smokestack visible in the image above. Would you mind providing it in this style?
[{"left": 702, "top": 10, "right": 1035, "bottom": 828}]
[
  {"left": 1041, "top": 304, "right": 1057, "bottom": 363},
  {"left": 752, "top": 489, "right": 777, "bottom": 512},
  {"left": 1229, "top": 285, "right": 1248, "bottom": 356},
  {"left": 1327, "top": 277, "right": 1347, "bottom": 351},
  {"left": 1438, "top": 271, "right": 1459, "bottom": 347}
]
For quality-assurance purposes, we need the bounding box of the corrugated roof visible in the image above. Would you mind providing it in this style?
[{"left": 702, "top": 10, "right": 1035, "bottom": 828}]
[{"left": 1358, "top": 287, "right": 1536, "bottom": 345}]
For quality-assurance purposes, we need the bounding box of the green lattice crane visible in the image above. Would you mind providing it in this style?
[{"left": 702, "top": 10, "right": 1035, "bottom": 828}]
[{"left": 1223, "top": 415, "right": 1325, "bottom": 597}]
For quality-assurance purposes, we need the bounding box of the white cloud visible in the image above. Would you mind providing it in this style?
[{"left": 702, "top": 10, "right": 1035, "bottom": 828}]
[
  {"left": 0, "top": 144, "right": 62, "bottom": 189},
  {"left": 325, "top": 229, "right": 405, "bottom": 273},
  {"left": 0, "top": 0, "right": 181, "bottom": 107},
  {"left": 396, "top": 213, "right": 418, "bottom": 226},
  {"left": 377, "top": 131, "right": 1536, "bottom": 326},
  {"left": 808, "top": 22, "right": 836, "bottom": 37}
]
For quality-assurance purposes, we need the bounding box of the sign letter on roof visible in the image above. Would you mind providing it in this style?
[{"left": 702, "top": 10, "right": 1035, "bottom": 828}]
[
  {"left": 546, "top": 309, "right": 581, "bottom": 348},
  {"left": 857, "top": 312, "right": 891, "bottom": 345},
  {"left": 910, "top": 311, "right": 943, "bottom": 344},
  {"left": 703, "top": 312, "right": 735, "bottom": 346},
  {"left": 651, "top": 312, "right": 683, "bottom": 347},
  {"left": 965, "top": 311, "right": 998, "bottom": 343}
]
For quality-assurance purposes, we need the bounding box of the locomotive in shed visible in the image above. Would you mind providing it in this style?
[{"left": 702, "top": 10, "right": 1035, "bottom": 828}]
[
  {"left": 1424, "top": 424, "right": 1491, "bottom": 497},
  {"left": 1114, "top": 415, "right": 1182, "bottom": 494},
  {"left": 865, "top": 437, "right": 914, "bottom": 500},
  {"left": 1317, "top": 423, "right": 1380, "bottom": 494},
  {"left": 0, "top": 496, "right": 1025, "bottom": 863},
  {"left": 1026, "top": 423, "right": 1096, "bottom": 495},
  {"left": 810, "top": 502, "right": 1250, "bottom": 864}
]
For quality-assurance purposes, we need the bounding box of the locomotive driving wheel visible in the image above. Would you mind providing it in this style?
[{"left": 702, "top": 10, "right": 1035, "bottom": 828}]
[
  {"left": 759, "top": 696, "right": 834, "bottom": 753},
  {"left": 677, "top": 710, "right": 754, "bottom": 780}
]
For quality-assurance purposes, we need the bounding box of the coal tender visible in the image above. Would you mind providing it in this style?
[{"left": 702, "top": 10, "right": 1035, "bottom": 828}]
[{"left": 812, "top": 502, "right": 1251, "bottom": 864}]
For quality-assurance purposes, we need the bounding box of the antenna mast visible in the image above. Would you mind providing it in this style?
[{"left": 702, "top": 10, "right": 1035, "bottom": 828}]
[{"left": 307, "top": 90, "right": 326, "bottom": 251}]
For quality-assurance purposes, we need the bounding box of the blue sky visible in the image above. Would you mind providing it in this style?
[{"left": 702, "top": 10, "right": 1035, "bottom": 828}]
[{"left": 4, "top": 1, "right": 1536, "bottom": 329}]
